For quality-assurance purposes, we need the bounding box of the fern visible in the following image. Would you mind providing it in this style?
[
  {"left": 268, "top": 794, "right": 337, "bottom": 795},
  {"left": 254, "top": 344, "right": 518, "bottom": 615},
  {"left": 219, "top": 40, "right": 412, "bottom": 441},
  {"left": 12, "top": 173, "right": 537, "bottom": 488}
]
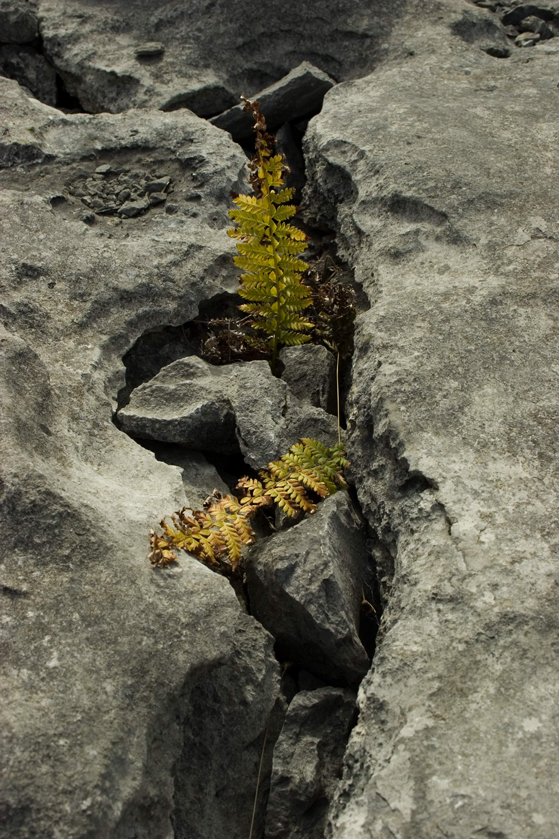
[
  {"left": 228, "top": 98, "right": 313, "bottom": 372},
  {"left": 149, "top": 439, "right": 349, "bottom": 576}
]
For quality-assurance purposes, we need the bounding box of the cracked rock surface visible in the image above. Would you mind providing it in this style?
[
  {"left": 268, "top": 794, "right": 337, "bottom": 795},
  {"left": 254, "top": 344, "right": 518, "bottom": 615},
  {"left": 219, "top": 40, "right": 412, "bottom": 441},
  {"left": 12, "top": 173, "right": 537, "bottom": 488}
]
[
  {"left": 303, "top": 1, "right": 559, "bottom": 836},
  {"left": 265, "top": 688, "right": 357, "bottom": 839},
  {"left": 32, "top": 0, "right": 403, "bottom": 114},
  {"left": 3, "top": 0, "right": 559, "bottom": 836},
  {"left": 0, "top": 76, "right": 279, "bottom": 839}
]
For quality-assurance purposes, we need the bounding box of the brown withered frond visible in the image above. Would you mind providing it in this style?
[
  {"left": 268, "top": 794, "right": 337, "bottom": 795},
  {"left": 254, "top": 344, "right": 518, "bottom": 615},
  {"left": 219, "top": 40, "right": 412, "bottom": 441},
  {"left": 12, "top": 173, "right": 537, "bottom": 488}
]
[{"left": 306, "top": 257, "right": 356, "bottom": 358}]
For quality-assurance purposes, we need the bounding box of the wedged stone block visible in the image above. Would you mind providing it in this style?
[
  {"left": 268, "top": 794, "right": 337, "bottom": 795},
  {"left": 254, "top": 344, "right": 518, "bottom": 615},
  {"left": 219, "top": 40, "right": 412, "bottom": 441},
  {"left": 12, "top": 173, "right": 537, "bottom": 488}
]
[
  {"left": 265, "top": 687, "right": 357, "bottom": 839},
  {"left": 210, "top": 62, "right": 335, "bottom": 142},
  {"left": 246, "top": 492, "right": 370, "bottom": 684}
]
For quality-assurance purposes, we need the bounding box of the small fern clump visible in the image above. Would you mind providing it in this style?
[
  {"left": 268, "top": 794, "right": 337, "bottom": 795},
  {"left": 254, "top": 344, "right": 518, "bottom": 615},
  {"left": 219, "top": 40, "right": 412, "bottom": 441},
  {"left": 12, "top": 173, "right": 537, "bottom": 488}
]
[
  {"left": 149, "top": 439, "right": 349, "bottom": 576},
  {"left": 228, "top": 98, "right": 313, "bottom": 371}
]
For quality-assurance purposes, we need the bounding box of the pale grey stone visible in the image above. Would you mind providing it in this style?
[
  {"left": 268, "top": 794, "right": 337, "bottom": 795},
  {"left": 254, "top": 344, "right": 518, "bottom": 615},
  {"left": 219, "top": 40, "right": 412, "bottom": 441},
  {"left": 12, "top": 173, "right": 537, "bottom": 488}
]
[
  {"left": 246, "top": 493, "right": 370, "bottom": 683},
  {"left": 303, "top": 3, "right": 559, "bottom": 836},
  {"left": 0, "top": 76, "right": 280, "bottom": 839},
  {"left": 135, "top": 41, "right": 165, "bottom": 58},
  {"left": 34, "top": 0, "right": 399, "bottom": 114},
  {"left": 280, "top": 344, "right": 336, "bottom": 413},
  {"left": 118, "top": 355, "right": 338, "bottom": 469},
  {"left": 117, "top": 356, "right": 239, "bottom": 453}
]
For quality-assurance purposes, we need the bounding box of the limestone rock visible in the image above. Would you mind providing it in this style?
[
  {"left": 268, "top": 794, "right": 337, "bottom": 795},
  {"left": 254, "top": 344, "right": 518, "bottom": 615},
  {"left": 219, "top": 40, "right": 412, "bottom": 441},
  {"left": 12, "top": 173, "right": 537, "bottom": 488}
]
[
  {"left": 210, "top": 62, "right": 336, "bottom": 142},
  {"left": 0, "top": 0, "right": 38, "bottom": 43},
  {"left": 117, "top": 355, "right": 338, "bottom": 469},
  {"left": 34, "top": 0, "right": 400, "bottom": 114},
  {"left": 265, "top": 688, "right": 357, "bottom": 839},
  {"left": 0, "top": 76, "right": 281, "bottom": 839},
  {"left": 117, "top": 356, "right": 239, "bottom": 453},
  {"left": 245, "top": 492, "right": 370, "bottom": 683},
  {"left": 0, "top": 43, "right": 57, "bottom": 106},
  {"left": 303, "top": 3, "right": 559, "bottom": 836}
]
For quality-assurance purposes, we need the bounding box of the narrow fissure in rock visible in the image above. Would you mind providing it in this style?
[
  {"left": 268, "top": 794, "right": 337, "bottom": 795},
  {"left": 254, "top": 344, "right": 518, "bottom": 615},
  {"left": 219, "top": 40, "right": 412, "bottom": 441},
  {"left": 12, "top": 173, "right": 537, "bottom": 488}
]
[
  {"left": 112, "top": 246, "right": 380, "bottom": 836},
  {"left": 105, "top": 77, "right": 382, "bottom": 838}
]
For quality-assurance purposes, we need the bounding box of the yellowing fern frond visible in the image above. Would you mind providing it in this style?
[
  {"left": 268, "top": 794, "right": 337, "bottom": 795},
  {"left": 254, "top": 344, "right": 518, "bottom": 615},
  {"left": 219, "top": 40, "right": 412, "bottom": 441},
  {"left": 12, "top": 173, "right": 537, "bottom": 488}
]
[
  {"left": 227, "top": 98, "right": 313, "bottom": 372},
  {"left": 149, "top": 439, "right": 349, "bottom": 575}
]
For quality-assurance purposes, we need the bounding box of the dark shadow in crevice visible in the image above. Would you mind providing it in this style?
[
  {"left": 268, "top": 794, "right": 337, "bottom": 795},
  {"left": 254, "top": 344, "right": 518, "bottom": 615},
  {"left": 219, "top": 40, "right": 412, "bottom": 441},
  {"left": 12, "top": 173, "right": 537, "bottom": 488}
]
[
  {"left": 55, "top": 72, "right": 86, "bottom": 112},
  {"left": 399, "top": 471, "right": 439, "bottom": 495}
]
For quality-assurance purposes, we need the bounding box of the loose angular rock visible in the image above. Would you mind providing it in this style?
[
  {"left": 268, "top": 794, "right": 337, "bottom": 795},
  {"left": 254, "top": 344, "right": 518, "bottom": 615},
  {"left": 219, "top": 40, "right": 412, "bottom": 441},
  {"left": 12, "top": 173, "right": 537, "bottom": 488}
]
[
  {"left": 135, "top": 41, "right": 165, "bottom": 59},
  {"left": 501, "top": 3, "right": 556, "bottom": 25},
  {"left": 515, "top": 29, "right": 541, "bottom": 44},
  {"left": 117, "top": 198, "right": 149, "bottom": 217},
  {"left": 265, "top": 688, "right": 357, "bottom": 839},
  {"left": 160, "top": 83, "right": 237, "bottom": 118},
  {"left": 0, "top": 44, "right": 57, "bottom": 106},
  {"left": 280, "top": 344, "right": 336, "bottom": 413},
  {"left": 118, "top": 355, "right": 338, "bottom": 469},
  {"left": 246, "top": 492, "right": 370, "bottom": 683},
  {"left": 518, "top": 14, "right": 554, "bottom": 37},
  {"left": 117, "top": 356, "right": 239, "bottom": 453},
  {"left": 210, "top": 62, "right": 336, "bottom": 142}
]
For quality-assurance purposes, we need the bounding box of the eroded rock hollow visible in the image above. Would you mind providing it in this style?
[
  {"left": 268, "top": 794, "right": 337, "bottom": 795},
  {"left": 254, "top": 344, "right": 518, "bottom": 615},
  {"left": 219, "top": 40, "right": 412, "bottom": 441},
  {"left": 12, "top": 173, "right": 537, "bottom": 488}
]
[{"left": 2, "top": 1, "right": 559, "bottom": 838}]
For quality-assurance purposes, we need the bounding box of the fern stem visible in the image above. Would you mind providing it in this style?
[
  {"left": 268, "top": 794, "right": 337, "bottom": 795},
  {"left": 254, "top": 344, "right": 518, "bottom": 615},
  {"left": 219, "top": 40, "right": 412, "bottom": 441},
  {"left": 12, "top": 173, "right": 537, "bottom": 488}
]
[
  {"left": 261, "top": 170, "right": 282, "bottom": 375},
  {"left": 336, "top": 350, "right": 341, "bottom": 447},
  {"left": 248, "top": 719, "right": 270, "bottom": 839}
]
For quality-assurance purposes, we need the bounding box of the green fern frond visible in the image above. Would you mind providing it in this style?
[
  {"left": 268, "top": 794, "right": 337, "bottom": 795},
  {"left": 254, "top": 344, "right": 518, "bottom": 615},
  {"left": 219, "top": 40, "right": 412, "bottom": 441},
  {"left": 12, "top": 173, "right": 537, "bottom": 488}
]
[
  {"left": 228, "top": 98, "right": 313, "bottom": 372},
  {"left": 270, "top": 187, "right": 294, "bottom": 205}
]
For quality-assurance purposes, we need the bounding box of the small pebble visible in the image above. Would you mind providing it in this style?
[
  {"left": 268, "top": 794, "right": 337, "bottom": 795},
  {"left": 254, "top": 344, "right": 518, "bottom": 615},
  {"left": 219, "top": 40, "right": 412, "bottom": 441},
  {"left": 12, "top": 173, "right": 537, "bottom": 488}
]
[
  {"left": 145, "top": 178, "right": 171, "bottom": 194},
  {"left": 517, "top": 16, "right": 553, "bottom": 39},
  {"left": 135, "top": 42, "right": 165, "bottom": 58},
  {"left": 148, "top": 192, "right": 167, "bottom": 206},
  {"left": 118, "top": 200, "right": 149, "bottom": 218},
  {"left": 165, "top": 203, "right": 179, "bottom": 214},
  {"left": 516, "top": 30, "right": 540, "bottom": 45},
  {"left": 95, "top": 164, "right": 112, "bottom": 175}
]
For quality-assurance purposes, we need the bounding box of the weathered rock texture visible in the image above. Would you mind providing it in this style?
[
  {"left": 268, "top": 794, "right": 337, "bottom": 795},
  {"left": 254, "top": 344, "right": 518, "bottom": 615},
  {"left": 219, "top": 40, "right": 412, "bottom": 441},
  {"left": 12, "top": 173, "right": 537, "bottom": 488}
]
[
  {"left": 118, "top": 355, "right": 338, "bottom": 469},
  {"left": 32, "top": 0, "right": 403, "bottom": 113},
  {"left": 265, "top": 688, "right": 357, "bottom": 839},
  {"left": 303, "top": 1, "right": 559, "bottom": 836},
  {"left": 4, "top": 0, "right": 559, "bottom": 836},
  {"left": 0, "top": 77, "right": 279, "bottom": 839},
  {"left": 246, "top": 493, "right": 370, "bottom": 684}
]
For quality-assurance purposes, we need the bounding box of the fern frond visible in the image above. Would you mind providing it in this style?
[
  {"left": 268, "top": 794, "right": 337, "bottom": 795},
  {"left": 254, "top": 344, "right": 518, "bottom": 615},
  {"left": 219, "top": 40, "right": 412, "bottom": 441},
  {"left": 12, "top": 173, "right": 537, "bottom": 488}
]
[
  {"left": 272, "top": 204, "right": 297, "bottom": 222},
  {"left": 228, "top": 98, "right": 313, "bottom": 370},
  {"left": 149, "top": 439, "right": 349, "bottom": 575},
  {"left": 271, "top": 187, "right": 294, "bottom": 205},
  {"left": 274, "top": 222, "right": 308, "bottom": 241},
  {"left": 232, "top": 194, "right": 266, "bottom": 213}
]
